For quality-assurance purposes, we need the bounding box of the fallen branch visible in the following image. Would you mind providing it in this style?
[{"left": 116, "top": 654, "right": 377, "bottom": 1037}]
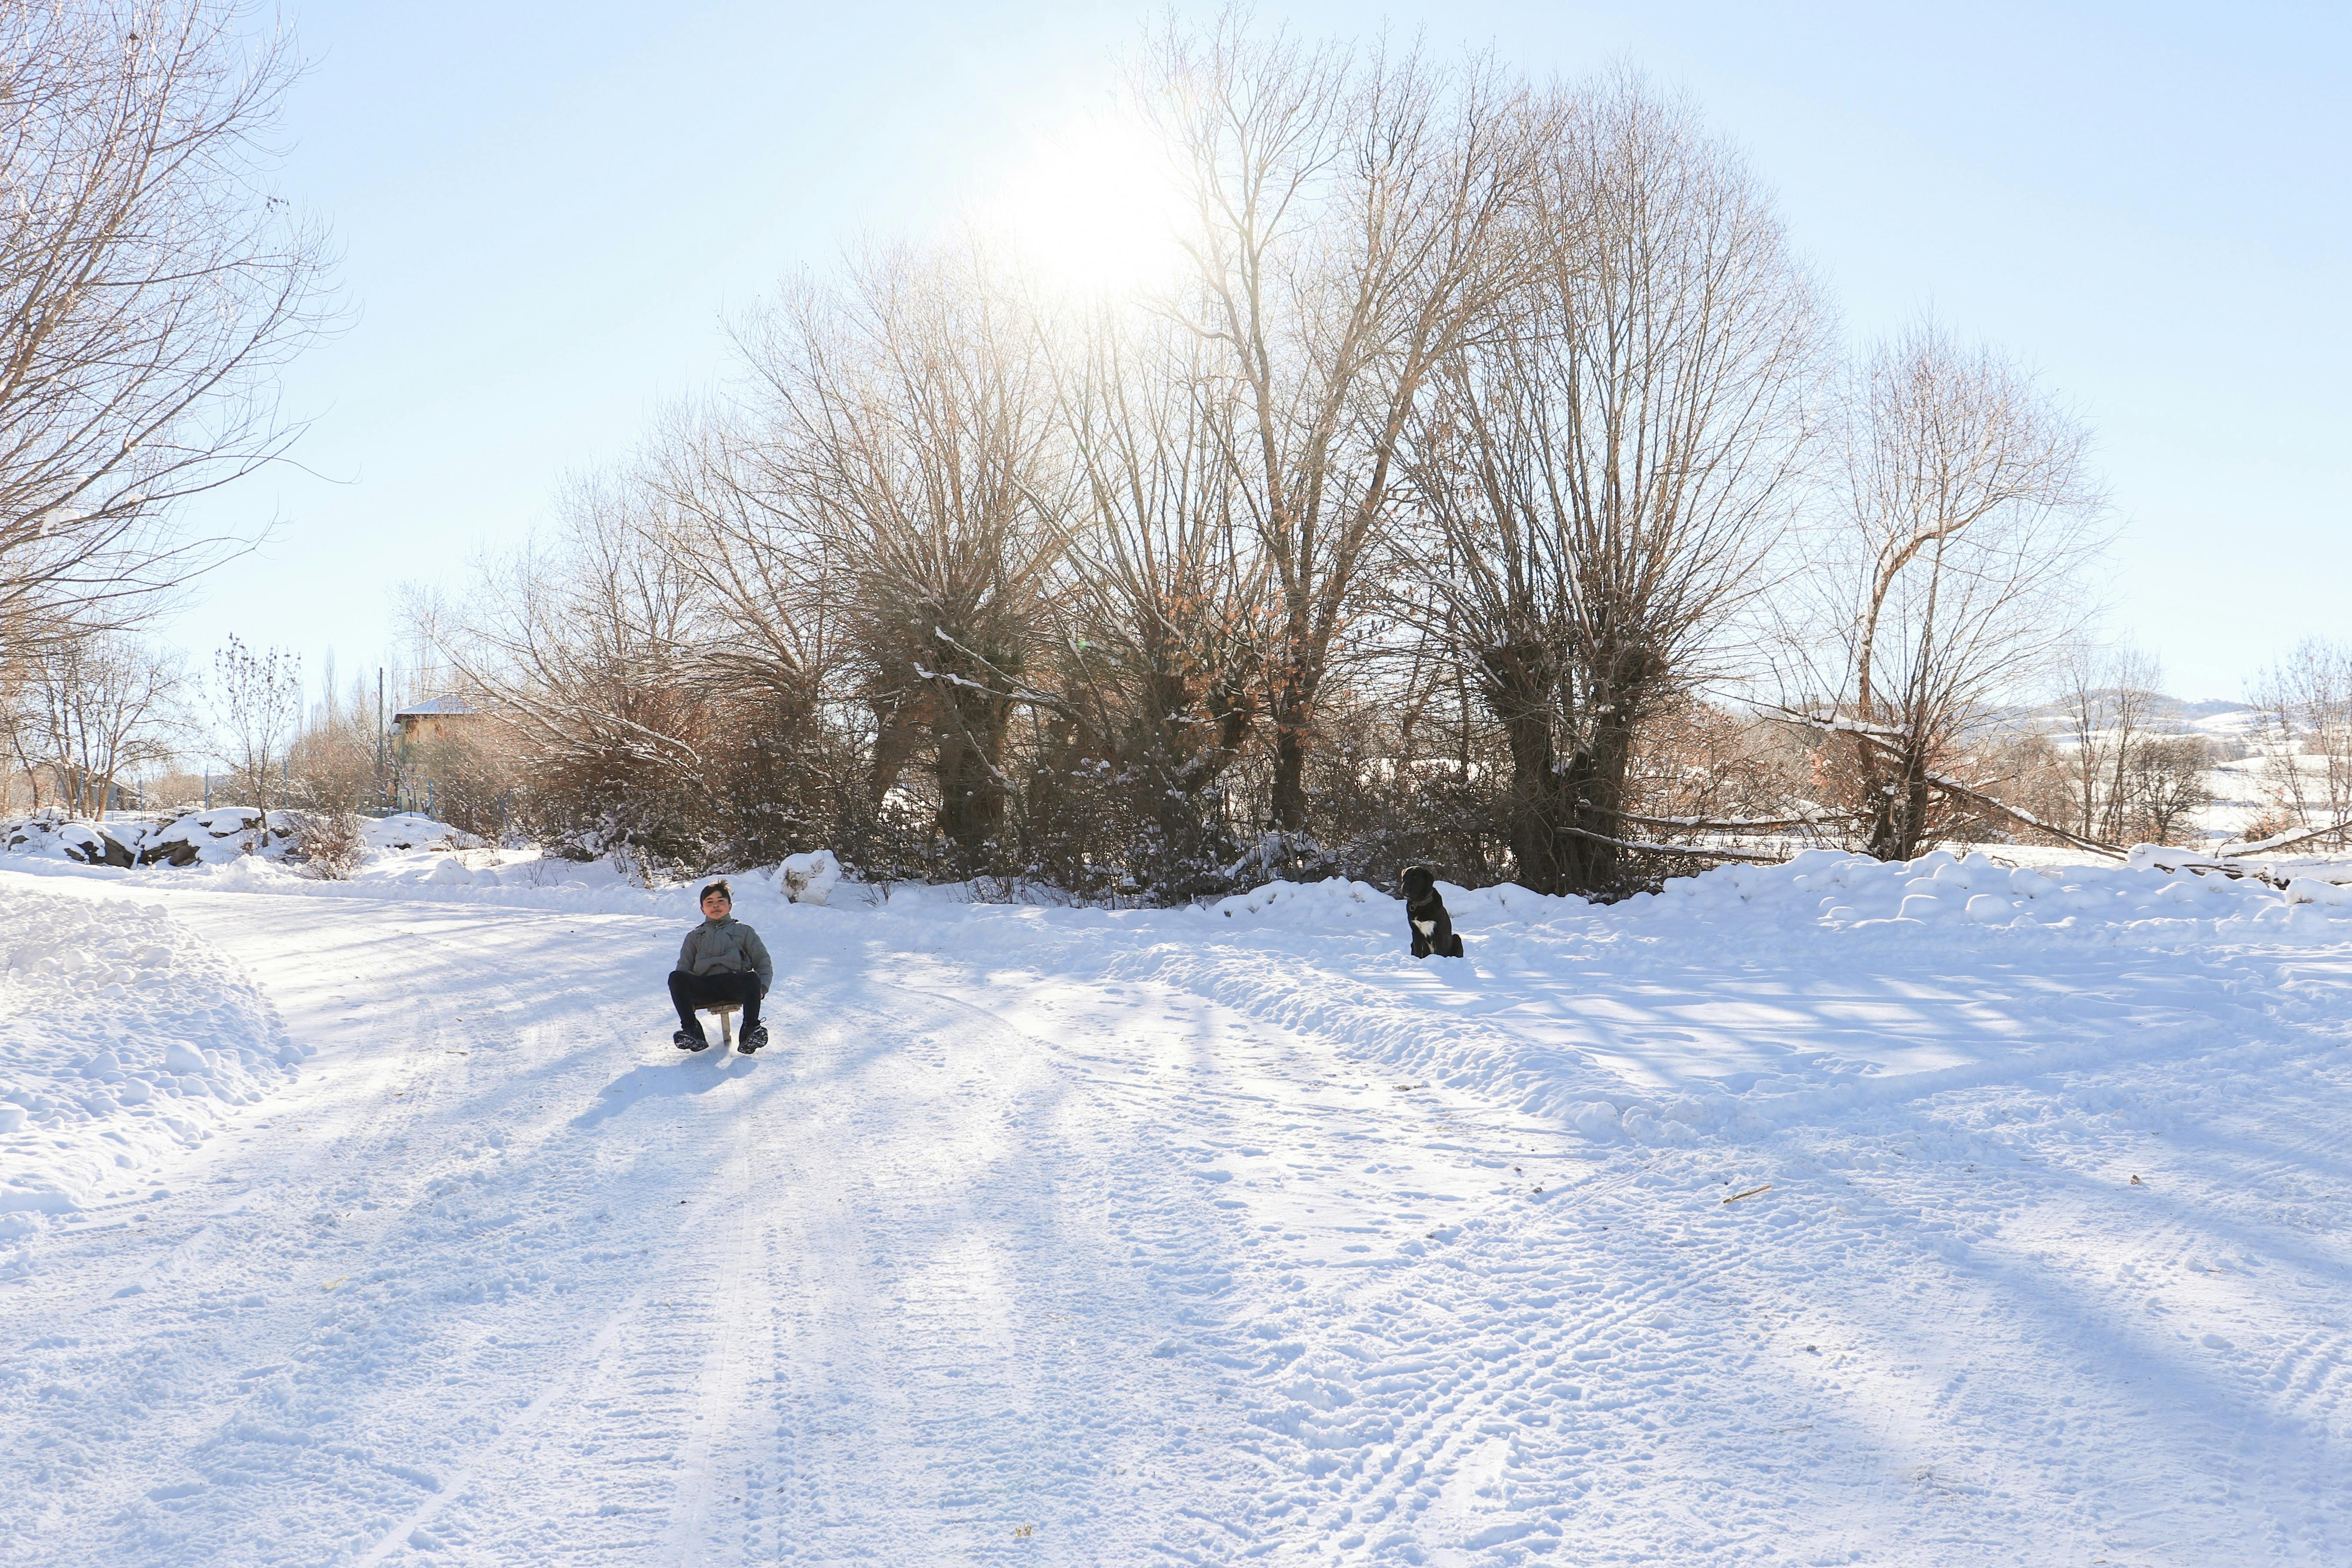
[
  {"left": 1767, "top": 707, "right": 2129, "bottom": 860},
  {"left": 2125, "top": 845, "right": 2337, "bottom": 891},
  {"left": 1918, "top": 770, "right": 2129, "bottom": 859},
  {"left": 1722, "top": 1184, "right": 1772, "bottom": 1204},
  {"left": 2218, "top": 819, "right": 2352, "bottom": 857},
  {"left": 1561, "top": 824, "right": 1789, "bottom": 865},
  {"left": 1619, "top": 809, "right": 1864, "bottom": 834}
]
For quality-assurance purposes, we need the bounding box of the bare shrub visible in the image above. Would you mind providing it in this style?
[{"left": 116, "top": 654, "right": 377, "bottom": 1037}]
[
  {"left": 289, "top": 713, "right": 378, "bottom": 816},
  {"left": 295, "top": 809, "right": 365, "bottom": 880}
]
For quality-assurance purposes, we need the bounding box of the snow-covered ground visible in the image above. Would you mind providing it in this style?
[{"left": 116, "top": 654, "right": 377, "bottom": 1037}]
[{"left": 2, "top": 848, "right": 2349, "bottom": 1565}]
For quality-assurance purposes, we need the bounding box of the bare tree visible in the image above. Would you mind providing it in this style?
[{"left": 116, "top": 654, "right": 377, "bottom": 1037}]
[
  {"left": 2054, "top": 644, "right": 2165, "bottom": 842},
  {"left": 1139, "top": 18, "right": 1537, "bottom": 837},
  {"left": 19, "top": 630, "right": 184, "bottom": 814},
  {"left": 0, "top": 1, "right": 331, "bottom": 651},
  {"left": 2247, "top": 638, "right": 2352, "bottom": 849},
  {"left": 421, "top": 480, "right": 715, "bottom": 874},
  {"left": 2125, "top": 733, "right": 2211, "bottom": 847},
  {"left": 1783, "top": 322, "right": 2107, "bottom": 861},
  {"left": 1045, "top": 305, "right": 1266, "bottom": 886},
  {"left": 210, "top": 633, "right": 298, "bottom": 823},
  {"left": 644, "top": 405, "right": 847, "bottom": 755},
  {"left": 1396, "top": 75, "right": 1823, "bottom": 893},
  {"left": 737, "top": 247, "right": 1065, "bottom": 871},
  {"left": 1, "top": 652, "right": 46, "bottom": 809}
]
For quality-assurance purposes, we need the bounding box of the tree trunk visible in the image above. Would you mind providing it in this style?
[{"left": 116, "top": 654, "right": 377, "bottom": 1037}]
[
  {"left": 1499, "top": 703, "right": 1566, "bottom": 893},
  {"left": 1481, "top": 642, "right": 1585, "bottom": 896},
  {"left": 1269, "top": 717, "right": 1310, "bottom": 834},
  {"left": 1862, "top": 738, "right": 1931, "bottom": 861},
  {"left": 933, "top": 684, "right": 1011, "bottom": 873},
  {"left": 1561, "top": 714, "right": 1639, "bottom": 892}
]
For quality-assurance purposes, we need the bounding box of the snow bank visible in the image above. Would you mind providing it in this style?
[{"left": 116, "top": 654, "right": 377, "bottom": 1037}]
[
  {"left": 363, "top": 811, "right": 480, "bottom": 852},
  {"left": 1605, "top": 846, "right": 2317, "bottom": 934},
  {"left": 13, "top": 828, "right": 2346, "bottom": 955},
  {"left": 1193, "top": 847, "right": 2341, "bottom": 944},
  {"left": 811, "top": 851, "right": 2352, "bottom": 1160},
  {"left": 0, "top": 879, "right": 305, "bottom": 1261}
]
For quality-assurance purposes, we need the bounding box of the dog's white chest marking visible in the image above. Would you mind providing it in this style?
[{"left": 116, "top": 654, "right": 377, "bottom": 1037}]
[{"left": 1413, "top": 919, "right": 1437, "bottom": 936}]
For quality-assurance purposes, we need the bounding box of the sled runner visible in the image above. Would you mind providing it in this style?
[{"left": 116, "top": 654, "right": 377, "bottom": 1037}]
[{"left": 702, "top": 1003, "right": 741, "bottom": 1052}]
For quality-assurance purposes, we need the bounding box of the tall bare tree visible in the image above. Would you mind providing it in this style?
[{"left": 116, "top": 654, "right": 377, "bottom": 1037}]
[
  {"left": 1396, "top": 76, "right": 1823, "bottom": 893},
  {"left": 1140, "top": 18, "right": 1537, "bottom": 837},
  {"left": 1785, "top": 322, "right": 2107, "bottom": 861},
  {"left": 644, "top": 406, "right": 847, "bottom": 749},
  {"left": 738, "top": 248, "right": 1064, "bottom": 870},
  {"left": 1045, "top": 306, "right": 1266, "bottom": 884},
  {"left": 422, "top": 477, "right": 717, "bottom": 871},
  {"left": 0, "top": 1, "right": 330, "bottom": 651}
]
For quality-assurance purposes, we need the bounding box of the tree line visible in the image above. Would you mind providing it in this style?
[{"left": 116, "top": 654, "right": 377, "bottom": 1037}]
[
  {"left": 411, "top": 23, "right": 2123, "bottom": 897},
  {"left": 7, "top": 10, "right": 2340, "bottom": 890}
]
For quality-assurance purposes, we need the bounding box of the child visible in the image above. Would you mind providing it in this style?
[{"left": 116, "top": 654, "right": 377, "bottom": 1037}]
[{"left": 669, "top": 879, "right": 773, "bottom": 1052}]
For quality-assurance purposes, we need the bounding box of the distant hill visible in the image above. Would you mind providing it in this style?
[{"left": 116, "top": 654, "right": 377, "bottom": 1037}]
[{"left": 2173, "top": 698, "right": 2254, "bottom": 720}]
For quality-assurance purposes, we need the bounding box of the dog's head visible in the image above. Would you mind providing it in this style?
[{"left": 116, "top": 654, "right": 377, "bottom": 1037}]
[{"left": 1401, "top": 865, "right": 1437, "bottom": 904}]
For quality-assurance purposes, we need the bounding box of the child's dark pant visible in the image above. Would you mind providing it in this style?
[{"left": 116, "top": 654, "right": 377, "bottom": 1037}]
[{"left": 667, "top": 970, "right": 765, "bottom": 1035}]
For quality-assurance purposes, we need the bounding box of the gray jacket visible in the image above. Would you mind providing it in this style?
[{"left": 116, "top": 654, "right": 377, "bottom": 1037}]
[{"left": 677, "top": 916, "right": 772, "bottom": 992}]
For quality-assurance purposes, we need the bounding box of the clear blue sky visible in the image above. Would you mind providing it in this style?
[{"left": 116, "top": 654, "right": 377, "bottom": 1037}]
[{"left": 162, "top": 0, "right": 2351, "bottom": 706}]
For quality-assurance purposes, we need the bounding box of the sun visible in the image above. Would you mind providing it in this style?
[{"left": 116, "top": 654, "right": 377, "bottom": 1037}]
[{"left": 978, "top": 107, "right": 1191, "bottom": 302}]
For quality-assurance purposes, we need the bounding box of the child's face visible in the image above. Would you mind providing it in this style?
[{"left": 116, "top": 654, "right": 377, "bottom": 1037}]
[{"left": 701, "top": 894, "right": 730, "bottom": 920}]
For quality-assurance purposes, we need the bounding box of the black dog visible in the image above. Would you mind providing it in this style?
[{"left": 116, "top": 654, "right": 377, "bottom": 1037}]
[{"left": 1400, "top": 865, "right": 1465, "bottom": 958}]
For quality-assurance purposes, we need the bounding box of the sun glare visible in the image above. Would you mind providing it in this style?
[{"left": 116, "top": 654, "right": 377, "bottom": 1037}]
[{"left": 979, "top": 109, "right": 1190, "bottom": 302}]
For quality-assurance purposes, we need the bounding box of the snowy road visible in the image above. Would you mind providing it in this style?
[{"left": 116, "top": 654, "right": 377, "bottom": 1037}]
[{"left": 3, "top": 858, "right": 2350, "bottom": 1564}]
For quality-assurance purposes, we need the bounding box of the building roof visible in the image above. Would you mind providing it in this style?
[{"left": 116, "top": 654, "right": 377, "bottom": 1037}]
[{"left": 392, "top": 694, "right": 479, "bottom": 720}]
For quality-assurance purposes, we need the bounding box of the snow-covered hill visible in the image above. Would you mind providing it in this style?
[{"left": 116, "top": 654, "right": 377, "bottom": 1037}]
[{"left": 2, "top": 852, "right": 2347, "bottom": 1564}]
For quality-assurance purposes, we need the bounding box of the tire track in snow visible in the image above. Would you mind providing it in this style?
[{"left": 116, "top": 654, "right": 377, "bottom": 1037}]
[
  {"left": 652, "top": 1081, "right": 767, "bottom": 1566},
  {"left": 841, "top": 972, "right": 1278, "bottom": 1562},
  {"left": 1, "top": 894, "right": 756, "bottom": 1565},
  {"left": 0, "top": 901, "right": 480, "bottom": 1562},
  {"left": 361, "top": 988, "right": 780, "bottom": 1563},
  {"left": 349, "top": 1278, "right": 660, "bottom": 1567}
]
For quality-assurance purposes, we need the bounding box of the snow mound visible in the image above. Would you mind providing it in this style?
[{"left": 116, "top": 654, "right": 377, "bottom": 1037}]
[
  {"left": 780, "top": 848, "right": 842, "bottom": 905},
  {"left": 0, "top": 880, "right": 305, "bottom": 1261},
  {"left": 135, "top": 807, "right": 300, "bottom": 866},
  {"left": 1211, "top": 877, "right": 1391, "bottom": 925},
  {"left": 1607, "top": 847, "right": 2342, "bottom": 934},
  {"left": 3, "top": 815, "right": 144, "bottom": 866}
]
